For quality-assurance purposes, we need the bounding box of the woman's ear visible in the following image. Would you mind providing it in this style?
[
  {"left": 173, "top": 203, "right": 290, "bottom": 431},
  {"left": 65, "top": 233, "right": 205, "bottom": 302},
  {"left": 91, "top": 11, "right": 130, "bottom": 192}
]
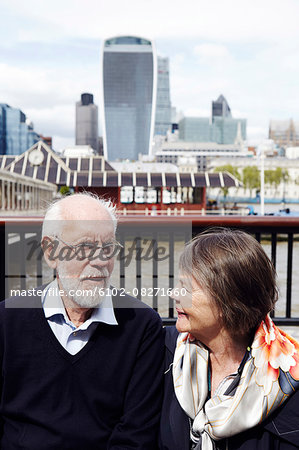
[{"left": 41, "top": 236, "right": 58, "bottom": 270}]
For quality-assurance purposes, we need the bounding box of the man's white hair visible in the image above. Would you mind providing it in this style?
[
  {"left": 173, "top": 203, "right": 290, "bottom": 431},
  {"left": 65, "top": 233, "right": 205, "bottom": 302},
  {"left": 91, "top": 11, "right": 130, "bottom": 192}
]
[{"left": 42, "top": 192, "right": 118, "bottom": 239}]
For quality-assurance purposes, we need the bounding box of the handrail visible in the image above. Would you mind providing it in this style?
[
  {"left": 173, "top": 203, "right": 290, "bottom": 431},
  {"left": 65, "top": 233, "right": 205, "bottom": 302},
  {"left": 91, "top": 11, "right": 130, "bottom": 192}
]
[{"left": 1, "top": 216, "right": 299, "bottom": 326}]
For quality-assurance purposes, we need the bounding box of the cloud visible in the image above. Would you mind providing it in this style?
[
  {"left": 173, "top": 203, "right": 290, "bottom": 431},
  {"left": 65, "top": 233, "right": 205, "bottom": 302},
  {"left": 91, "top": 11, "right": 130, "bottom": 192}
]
[
  {"left": 184, "top": 108, "right": 210, "bottom": 117},
  {"left": 194, "top": 43, "right": 231, "bottom": 59},
  {"left": 1, "top": 0, "right": 299, "bottom": 148},
  {"left": 0, "top": 64, "right": 74, "bottom": 108},
  {"left": 0, "top": 62, "right": 100, "bottom": 151},
  {"left": 247, "top": 126, "right": 268, "bottom": 144},
  {"left": 2, "top": 0, "right": 299, "bottom": 43}
]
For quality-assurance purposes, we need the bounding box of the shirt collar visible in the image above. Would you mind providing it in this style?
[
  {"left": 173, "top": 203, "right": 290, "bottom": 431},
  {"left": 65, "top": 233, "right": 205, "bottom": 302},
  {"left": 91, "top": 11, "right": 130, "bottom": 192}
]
[{"left": 42, "top": 279, "right": 118, "bottom": 327}]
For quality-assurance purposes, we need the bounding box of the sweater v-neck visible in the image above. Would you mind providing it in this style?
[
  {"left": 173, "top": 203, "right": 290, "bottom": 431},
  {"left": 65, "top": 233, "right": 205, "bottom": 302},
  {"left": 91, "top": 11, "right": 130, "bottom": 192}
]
[{"left": 35, "top": 304, "right": 99, "bottom": 364}]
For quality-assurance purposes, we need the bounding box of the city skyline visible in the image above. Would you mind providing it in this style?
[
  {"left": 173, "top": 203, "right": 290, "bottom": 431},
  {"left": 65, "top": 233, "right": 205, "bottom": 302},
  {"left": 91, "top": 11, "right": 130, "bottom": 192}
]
[{"left": 1, "top": 0, "right": 299, "bottom": 150}]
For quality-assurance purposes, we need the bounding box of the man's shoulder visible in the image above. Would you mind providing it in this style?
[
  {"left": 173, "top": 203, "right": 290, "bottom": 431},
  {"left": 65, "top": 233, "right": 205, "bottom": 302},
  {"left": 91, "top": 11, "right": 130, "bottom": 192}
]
[
  {"left": 165, "top": 325, "right": 179, "bottom": 353},
  {"left": 2, "top": 285, "right": 47, "bottom": 311},
  {"left": 111, "top": 288, "right": 162, "bottom": 326}
]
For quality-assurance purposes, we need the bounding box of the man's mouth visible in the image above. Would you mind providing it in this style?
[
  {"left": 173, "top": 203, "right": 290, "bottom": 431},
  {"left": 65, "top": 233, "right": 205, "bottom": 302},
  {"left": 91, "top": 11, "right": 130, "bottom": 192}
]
[{"left": 81, "top": 276, "right": 107, "bottom": 281}]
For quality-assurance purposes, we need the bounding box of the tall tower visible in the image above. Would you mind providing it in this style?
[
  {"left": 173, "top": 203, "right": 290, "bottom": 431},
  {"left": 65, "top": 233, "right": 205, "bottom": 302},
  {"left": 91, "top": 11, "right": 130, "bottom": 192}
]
[
  {"left": 76, "top": 93, "right": 98, "bottom": 152},
  {"left": 154, "top": 56, "right": 171, "bottom": 136},
  {"left": 212, "top": 94, "right": 232, "bottom": 120},
  {"left": 101, "top": 36, "right": 157, "bottom": 160}
]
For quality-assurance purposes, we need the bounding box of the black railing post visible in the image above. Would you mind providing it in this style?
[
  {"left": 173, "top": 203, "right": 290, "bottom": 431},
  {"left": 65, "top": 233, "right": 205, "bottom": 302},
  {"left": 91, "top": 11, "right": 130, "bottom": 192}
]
[
  {"left": 270, "top": 232, "right": 277, "bottom": 319},
  {"left": 168, "top": 231, "right": 174, "bottom": 319},
  {"left": 0, "top": 225, "right": 5, "bottom": 301},
  {"left": 286, "top": 232, "right": 293, "bottom": 318},
  {"left": 152, "top": 232, "right": 158, "bottom": 312},
  {"left": 119, "top": 231, "right": 125, "bottom": 289},
  {"left": 271, "top": 232, "right": 277, "bottom": 269},
  {"left": 136, "top": 237, "right": 142, "bottom": 297},
  {"left": 19, "top": 231, "right": 26, "bottom": 291}
]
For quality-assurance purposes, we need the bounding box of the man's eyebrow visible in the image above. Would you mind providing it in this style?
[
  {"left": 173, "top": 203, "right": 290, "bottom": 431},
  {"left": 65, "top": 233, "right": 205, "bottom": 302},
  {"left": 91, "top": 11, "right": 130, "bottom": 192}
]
[
  {"left": 70, "top": 237, "right": 94, "bottom": 244},
  {"left": 75, "top": 238, "right": 115, "bottom": 245}
]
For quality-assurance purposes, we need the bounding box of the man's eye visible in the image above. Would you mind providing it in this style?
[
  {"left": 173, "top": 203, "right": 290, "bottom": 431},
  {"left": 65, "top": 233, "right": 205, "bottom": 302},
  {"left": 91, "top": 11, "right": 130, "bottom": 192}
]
[
  {"left": 102, "top": 244, "right": 114, "bottom": 254},
  {"left": 77, "top": 243, "right": 95, "bottom": 251}
]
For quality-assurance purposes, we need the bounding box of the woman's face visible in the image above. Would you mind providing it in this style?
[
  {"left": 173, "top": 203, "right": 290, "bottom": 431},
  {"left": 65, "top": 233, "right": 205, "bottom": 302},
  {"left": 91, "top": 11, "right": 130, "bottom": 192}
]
[{"left": 172, "top": 273, "right": 221, "bottom": 341}]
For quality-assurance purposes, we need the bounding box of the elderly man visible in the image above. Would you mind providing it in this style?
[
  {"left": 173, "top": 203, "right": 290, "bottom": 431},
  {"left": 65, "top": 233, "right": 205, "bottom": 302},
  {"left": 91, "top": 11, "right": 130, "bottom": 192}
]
[{"left": 0, "top": 193, "right": 164, "bottom": 449}]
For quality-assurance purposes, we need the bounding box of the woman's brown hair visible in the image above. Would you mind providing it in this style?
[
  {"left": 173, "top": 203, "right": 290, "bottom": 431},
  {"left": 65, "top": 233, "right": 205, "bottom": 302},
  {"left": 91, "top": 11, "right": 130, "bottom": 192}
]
[{"left": 179, "top": 228, "right": 278, "bottom": 336}]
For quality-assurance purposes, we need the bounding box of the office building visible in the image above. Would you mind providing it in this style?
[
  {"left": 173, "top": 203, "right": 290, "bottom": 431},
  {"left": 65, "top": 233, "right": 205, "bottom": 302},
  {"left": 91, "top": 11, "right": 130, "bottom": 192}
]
[
  {"left": 155, "top": 141, "right": 247, "bottom": 171},
  {"left": 154, "top": 56, "right": 171, "bottom": 136},
  {"left": 76, "top": 93, "right": 98, "bottom": 152},
  {"left": 178, "top": 95, "right": 246, "bottom": 145},
  {"left": 178, "top": 116, "right": 246, "bottom": 145},
  {"left": 269, "top": 119, "right": 299, "bottom": 148},
  {"left": 0, "top": 104, "right": 40, "bottom": 155},
  {"left": 212, "top": 94, "right": 232, "bottom": 119},
  {"left": 102, "top": 35, "right": 156, "bottom": 160},
  {"left": 179, "top": 117, "right": 211, "bottom": 142},
  {"left": 211, "top": 117, "right": 246, "bottom": 145}
]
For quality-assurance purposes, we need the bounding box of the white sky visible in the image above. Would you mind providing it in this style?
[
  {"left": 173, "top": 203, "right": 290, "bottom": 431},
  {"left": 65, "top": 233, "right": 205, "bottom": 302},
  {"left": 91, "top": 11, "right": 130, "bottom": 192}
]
[{"left": 1, "top": 0, "right": 299, "bottom": 150}]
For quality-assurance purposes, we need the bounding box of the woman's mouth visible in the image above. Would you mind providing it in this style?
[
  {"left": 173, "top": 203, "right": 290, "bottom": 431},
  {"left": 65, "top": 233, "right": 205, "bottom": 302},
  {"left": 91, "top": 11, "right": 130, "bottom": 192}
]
[{"left": 176, "top": 308, "right": 188, "bottom": 318}]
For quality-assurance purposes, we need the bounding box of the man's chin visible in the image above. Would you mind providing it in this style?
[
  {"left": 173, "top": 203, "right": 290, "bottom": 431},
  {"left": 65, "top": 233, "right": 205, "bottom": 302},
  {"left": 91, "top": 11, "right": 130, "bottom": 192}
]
[
  {"left": 80, "top": 278, "right": 110, "bottom": 291},
  {"left": 72, "top": 296, "right": 103, "bottom": 309}
]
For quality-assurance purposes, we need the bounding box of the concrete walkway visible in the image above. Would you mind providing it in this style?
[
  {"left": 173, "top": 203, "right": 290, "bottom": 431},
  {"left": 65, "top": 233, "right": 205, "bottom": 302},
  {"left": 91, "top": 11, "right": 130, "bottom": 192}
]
[{"left": 280, "top": 326, "right": 299, "bottom": 341}]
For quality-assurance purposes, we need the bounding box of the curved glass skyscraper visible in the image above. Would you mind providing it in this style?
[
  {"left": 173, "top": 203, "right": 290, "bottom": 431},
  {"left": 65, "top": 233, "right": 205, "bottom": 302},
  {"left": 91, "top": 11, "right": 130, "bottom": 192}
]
[{"left": 101, "top": 36, "right": 157, "bottom": 160}]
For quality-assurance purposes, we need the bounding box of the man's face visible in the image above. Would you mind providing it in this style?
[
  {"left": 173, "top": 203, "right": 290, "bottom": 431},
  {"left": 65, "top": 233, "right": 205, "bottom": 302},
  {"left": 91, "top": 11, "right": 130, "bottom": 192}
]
[{"left": 55, "top": 218, "right": 115, "bottom": 308}]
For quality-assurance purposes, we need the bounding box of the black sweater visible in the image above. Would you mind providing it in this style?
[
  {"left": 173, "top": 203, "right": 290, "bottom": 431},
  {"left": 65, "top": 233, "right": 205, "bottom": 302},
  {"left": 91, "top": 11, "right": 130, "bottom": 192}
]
[
  {"left": 159, "top": 326, "right": 299, "bottom": 450},
  {"left": 0, "top": 290, "right": 164, "bottom": 449}
]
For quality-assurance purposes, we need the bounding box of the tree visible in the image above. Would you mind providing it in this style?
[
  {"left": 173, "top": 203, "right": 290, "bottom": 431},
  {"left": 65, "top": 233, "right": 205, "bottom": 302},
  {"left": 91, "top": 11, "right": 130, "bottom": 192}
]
[
  {"left": 214, "top": 165, "right": 241, "bottom": 203},
  {"left": 242, "top": 166, "right": 260, "bottom": 196},
  {"left": 214, "top": 164, "right": 241, "bottom": 180},
  {"left": 265, "top": 168, "right": 289, "bottom": 194},
  {"left": 59, "top": 186, "right": 71, "bottom": 196}
]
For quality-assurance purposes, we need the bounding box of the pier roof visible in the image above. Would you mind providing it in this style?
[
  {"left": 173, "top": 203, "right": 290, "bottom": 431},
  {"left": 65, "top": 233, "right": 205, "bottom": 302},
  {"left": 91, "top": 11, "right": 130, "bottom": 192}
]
[{"left": 0, "top": 141, "right": 241, "bottom": 189}]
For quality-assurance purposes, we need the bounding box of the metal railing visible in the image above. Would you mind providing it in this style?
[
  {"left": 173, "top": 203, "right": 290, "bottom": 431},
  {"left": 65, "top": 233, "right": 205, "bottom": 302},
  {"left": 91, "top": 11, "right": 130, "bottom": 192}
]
[{"left": 1, "top": 216, "right": 299, "bottom": 326}]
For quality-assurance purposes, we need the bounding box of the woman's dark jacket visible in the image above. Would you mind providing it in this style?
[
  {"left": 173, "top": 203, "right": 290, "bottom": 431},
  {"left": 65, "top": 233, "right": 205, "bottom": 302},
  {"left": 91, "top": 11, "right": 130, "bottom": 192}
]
[{"left": 159, "top": 326, "right": 299, "bottom": 450}]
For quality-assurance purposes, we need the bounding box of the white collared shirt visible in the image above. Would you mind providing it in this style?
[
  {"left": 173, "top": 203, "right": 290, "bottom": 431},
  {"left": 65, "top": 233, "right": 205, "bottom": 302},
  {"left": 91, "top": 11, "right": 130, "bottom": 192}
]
[{"left": 42, "top": 280, "right": 118, "bottom": 355}]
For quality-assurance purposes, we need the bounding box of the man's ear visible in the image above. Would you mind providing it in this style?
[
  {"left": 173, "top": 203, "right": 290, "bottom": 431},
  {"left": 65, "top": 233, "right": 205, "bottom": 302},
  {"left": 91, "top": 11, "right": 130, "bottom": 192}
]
[{"left": 41, "top": 236, "right": 58, "bottom": 270}]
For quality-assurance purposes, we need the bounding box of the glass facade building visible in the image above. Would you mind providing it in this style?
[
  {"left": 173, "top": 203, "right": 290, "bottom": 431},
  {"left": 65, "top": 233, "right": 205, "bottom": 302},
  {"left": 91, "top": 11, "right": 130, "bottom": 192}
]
[
  {"left": 179, "top": 116, "right": 246, "bottom": 144},
  {"left": 154, "top": 56, "right": 171, "bottom": 136},
  {"left": 179, "top": 117, "right": 211, "bottom": 142},
  {"left": 0, "top": 104, "right": 40, "bottom": 155},
  {"left": 102, "top": 36, "right": 156, "bottom": 161},
  {"left": 179, "top": 95, "right": 246, "bottom": 145},
  {"left": 212, "top": 117, "right": 246, "bottom": 145}
]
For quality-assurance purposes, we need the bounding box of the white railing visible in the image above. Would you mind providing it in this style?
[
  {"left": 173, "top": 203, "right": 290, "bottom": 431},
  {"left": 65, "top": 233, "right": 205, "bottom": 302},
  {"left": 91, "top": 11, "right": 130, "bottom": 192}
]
[{"left": 120, "top": 207, "right": 249, "bottom": 216}]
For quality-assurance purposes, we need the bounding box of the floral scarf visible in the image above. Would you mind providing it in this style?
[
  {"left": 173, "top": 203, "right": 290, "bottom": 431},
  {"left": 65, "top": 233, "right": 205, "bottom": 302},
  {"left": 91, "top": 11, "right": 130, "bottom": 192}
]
[{"left": 173, "top": 315, "right": 299, "bottom": 450}]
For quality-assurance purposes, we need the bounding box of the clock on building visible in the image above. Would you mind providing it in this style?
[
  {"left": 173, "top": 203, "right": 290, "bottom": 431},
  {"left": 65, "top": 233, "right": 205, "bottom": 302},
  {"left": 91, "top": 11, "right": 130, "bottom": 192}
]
[{"left": 29, "top": 149, "right": 44, "bottom": 166}]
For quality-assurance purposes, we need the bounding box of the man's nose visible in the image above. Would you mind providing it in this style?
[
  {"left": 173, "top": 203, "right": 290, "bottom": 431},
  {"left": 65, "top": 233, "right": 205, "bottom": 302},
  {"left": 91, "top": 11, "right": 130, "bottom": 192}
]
[{"left": 87, "top": 253, "right": 111, "bottom": 266}]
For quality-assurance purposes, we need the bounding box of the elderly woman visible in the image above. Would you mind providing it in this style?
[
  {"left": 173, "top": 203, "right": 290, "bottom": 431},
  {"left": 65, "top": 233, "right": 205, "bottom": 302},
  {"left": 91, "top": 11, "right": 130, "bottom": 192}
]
[{"left": 159, "top": 228, "right": 299, "bottom": 450}]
